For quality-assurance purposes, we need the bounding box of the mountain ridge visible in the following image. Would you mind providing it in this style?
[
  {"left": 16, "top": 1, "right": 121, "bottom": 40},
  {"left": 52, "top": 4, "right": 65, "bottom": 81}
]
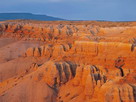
[{"left": 0, "top": 13, "right": 65, "bottom": 21}]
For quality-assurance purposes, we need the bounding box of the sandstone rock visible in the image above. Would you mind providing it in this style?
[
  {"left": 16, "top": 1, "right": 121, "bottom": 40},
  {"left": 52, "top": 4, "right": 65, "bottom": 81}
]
[
  {"left": 40, "top": 46, "right": 45, "bottom": 56},
  {"left": 36, "top": 61, "right": 76, "bottom": 88},
  {"left": 73, "top": 41, "right": 98, "bottom": 56},
  {"left": 34, "top": 48, "right": 41, "bottom": 57},
  {"left": 52, "top": 45, "right": 65, "bottom": 58},
  {"left": 72, "top": 66, "right": 83, "bottom": 86},
  {"left": 72, "top": 64, "right": 106, "bottom": 96},
  {"left": 25, "top": 47, "right": 34, "bottom": 57},
  {"left": 95, "top": 79, "right": 136, "bottom": 102},
  {"left": 84, "top": 74, "right": 94, "bottom": 97},
  {"left": 44, "top": 45, "right": 52, "bottom": 57},
  {"left": 62, "top": 44, "right": 71, "bottom": 51},
  {"left": 1, "top": 21, "right": 136, "bottom": 102},
  {"left": 105, "top": 84, "right": 135, "bottom": 102}
]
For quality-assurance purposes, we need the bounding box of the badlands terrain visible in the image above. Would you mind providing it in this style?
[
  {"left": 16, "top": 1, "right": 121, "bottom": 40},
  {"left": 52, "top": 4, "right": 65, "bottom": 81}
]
[{"left": 0, "top": 20, "right": 136, "bottom": 102}]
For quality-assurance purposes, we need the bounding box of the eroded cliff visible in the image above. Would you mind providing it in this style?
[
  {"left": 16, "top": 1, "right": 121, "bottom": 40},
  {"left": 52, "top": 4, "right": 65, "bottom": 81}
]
[{"left": 0, "top": 20, "right": 136, "bottom": 102}]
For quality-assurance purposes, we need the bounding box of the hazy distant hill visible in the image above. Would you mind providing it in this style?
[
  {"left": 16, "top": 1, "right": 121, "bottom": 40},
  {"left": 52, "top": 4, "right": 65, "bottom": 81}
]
[{"left": 0, "top": 13, "right": 64, "bottom": 21}]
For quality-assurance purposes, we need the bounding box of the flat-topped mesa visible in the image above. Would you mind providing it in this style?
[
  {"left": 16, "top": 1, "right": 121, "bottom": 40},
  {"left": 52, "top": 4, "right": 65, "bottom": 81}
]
[
  {"left": 99, "top": 26, "right": 136, "bottom": 35},
  {"left": 71, "top": 41, "right": 136, "bottom": 61},
  {"left": 72, "top": 41, "right": 98, "bottom": 56},
  {"left": 73, "top": 41, "right": 133, "bottom": 56}
]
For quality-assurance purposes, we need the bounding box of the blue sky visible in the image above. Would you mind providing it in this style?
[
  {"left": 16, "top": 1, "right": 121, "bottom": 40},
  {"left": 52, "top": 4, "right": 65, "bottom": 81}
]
[{"left": 0, "top": 0, "right": 136, "bottom": 21}]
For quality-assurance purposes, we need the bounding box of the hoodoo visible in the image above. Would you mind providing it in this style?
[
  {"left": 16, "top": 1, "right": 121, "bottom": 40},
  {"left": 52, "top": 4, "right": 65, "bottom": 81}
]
[{"left": 0, "top": 20, "right": 136, "bottom": 102}]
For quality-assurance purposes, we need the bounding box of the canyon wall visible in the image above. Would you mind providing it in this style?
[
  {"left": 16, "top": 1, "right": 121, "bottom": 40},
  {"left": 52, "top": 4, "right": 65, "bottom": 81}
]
[{"left": 0, "top": 20, "right": 136, "bottom": 102}]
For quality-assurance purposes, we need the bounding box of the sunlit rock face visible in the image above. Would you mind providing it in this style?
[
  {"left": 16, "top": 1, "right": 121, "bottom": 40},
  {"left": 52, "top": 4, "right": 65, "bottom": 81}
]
[{"left": 0, "top": 20, "right": 136, "bottom": 102}]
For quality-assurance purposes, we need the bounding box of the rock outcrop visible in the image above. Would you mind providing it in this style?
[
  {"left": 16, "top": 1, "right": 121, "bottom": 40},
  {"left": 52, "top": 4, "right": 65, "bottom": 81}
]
[
  {"left": 57, "top": 64, "right": 136, "bottom": 102},
  {"left": 25, "top": 44, "right": 71, "bottom": 58},
  {"left": 33, "top": 61, "right": 76, "bottom": 88},
  {"left": 0, "top": 20, "right": 136, "bottom": 102},
  {"left": 0, "top": 22, "right": 101, "bottom": 41},
  {"left": 97, "top": 82, "right": 135, "bottom": 102}
]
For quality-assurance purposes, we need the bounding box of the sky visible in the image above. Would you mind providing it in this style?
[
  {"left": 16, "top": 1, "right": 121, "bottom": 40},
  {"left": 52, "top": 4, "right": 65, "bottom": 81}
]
[{"left": 0, "top": 0, "right": 136, "bottom": 21}]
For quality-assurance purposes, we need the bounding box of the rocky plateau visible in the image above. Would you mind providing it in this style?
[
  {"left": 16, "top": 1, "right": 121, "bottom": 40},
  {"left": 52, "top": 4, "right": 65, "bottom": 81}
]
[{"left": 0, "top": 20, "right": 136, "bottom": 102}]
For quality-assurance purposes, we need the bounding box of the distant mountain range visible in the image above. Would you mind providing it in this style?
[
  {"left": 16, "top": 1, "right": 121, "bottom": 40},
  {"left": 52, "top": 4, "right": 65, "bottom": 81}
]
[{"left": 0, "top": 13, "right": 64, "bottom": 21}]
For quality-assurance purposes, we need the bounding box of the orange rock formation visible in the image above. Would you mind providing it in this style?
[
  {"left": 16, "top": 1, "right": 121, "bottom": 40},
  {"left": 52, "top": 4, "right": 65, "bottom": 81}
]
[{"left": 0, "top": 20, "right": 136, "bottom": 102}]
